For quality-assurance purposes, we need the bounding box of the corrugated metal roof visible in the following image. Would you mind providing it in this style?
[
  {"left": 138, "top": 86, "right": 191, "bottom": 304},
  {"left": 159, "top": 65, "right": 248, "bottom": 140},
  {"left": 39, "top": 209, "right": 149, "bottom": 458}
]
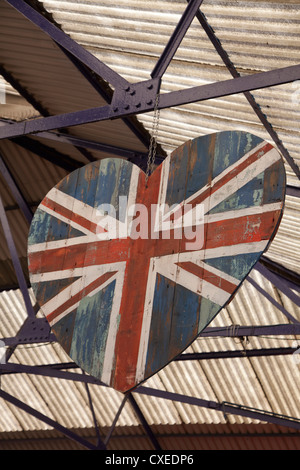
[
  {"left": 39, "top": 0, "right": 300, "bottom": 186},
  {"left": 0, "top": 0, "right": 299, "bottom": 450},
  {"left": 0, "top": 274, "right": 299, "bottom": 448}
]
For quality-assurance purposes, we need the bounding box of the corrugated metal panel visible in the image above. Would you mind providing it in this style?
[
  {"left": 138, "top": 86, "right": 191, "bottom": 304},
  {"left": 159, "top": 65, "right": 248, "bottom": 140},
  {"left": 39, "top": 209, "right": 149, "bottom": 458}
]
[
  {"left": 0, "top": 78, "right": 39, "bottom": 121},
  {"left": 39, "top": 0, "right": 300, "bottom": 186},
  {"left": 0, "top": 0, "right": 150, "bottom": 158},
  {"left": 0, "top": 274, "right": 299, "bottom": 436},
  {"left": 0, "top": 289, "right": 140, "bottom": 433},
  {"left": 0, "top": 0, "right": 299, "bottom": 450},
  {"left": 0, "top": 139, "right": 68, "bottom": 207}
]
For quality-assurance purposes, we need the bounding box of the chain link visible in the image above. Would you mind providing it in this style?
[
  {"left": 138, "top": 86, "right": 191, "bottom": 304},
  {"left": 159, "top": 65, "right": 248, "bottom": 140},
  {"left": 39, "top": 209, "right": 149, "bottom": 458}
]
[{"left": 145, "top": 93, "right": 160, "bottom": 185}]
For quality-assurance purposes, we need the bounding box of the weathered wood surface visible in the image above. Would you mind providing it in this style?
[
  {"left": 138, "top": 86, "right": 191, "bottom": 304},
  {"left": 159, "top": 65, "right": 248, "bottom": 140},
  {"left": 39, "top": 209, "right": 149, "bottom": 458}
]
[{"left": 28, "top": 131, "right": 286, "bottom": 392}]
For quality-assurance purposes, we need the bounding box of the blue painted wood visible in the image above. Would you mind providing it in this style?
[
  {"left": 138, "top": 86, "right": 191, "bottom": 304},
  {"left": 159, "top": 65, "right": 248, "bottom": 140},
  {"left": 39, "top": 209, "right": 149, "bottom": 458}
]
[{"left": 28, "top": 131, "right": 286, "bottom": 392}]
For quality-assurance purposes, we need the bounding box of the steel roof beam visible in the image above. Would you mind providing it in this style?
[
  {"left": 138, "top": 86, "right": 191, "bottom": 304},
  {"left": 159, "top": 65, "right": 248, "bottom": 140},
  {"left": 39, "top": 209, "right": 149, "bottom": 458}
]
[
  {"left": 9, "top": 135, "right": 88, "bottom": 172},
  {"left": 128, "top": 394, "right": 162, "bottom": 451},
  {"left": 176, "top": 346, "right": 299, "bottom": 361},
  {"left": 1, "top": 344, "right": 299, "bottom": 381},
  {"left": 158, "top": 64, "right": 300, "bottom": 110},
  {"left": 286, "top": 185, "right": 300, "bottom": 198},
  {"left": 2, "top": 322, "right": 299, "bottom": 349},
  {"left": 0, "top": 119, "right": 161, "bottom": 170},
  {"left": 83, "top": 373, "right": 105, "bottom": 450},
  {"left": 0, "top": 388, "right": 100, "bottom": 450},
  {"left": 260, "top": 255, "right": 300, "bottom": 289},
  {"left": 200, "top": 323, "right": 300, "bottom": 338},
  {"left": 0, "top": 363, "right": 103, "bottom": 384},
  {"left": 30, "top": 130, "right": 165, "bottom": 165},
  {"left": 0, "top": 119, "right": 165, "bottom": 166},
  {"left": 0, "top": 195, "right": 35, "bottom": 318},
  {"left": 104, "top": 394, "right": 129, "bottom": 447}
]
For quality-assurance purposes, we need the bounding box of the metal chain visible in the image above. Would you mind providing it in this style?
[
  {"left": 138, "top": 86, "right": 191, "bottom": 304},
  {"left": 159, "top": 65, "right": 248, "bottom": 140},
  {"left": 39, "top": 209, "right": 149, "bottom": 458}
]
[{"left": 145, "top": 93, "right": 160, "bottom": 185}]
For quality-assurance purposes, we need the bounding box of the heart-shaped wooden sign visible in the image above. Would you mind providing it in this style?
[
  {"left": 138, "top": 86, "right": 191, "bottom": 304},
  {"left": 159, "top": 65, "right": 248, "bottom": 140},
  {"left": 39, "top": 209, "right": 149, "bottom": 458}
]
[{"left": 28, "top": 131, "right": 285, "bottom": 392}]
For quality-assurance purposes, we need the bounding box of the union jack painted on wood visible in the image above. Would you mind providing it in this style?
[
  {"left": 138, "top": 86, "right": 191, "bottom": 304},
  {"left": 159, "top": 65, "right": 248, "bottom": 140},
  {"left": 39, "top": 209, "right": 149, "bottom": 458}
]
[{"left": 28, "top": 131, "right": 286, "bottom": 392}]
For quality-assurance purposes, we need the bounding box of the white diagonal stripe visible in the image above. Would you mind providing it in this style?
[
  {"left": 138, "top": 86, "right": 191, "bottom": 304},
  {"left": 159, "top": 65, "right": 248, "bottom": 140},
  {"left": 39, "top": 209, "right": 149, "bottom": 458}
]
[{"left": 38, "top": 262, "right": 125, "bottom": 326}]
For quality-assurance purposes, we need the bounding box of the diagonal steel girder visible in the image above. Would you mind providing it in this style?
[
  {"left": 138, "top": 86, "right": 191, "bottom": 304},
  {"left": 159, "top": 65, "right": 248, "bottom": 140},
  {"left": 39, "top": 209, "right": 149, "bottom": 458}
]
[
  {"left": 2, "top": 0, "right": 300, "bottom": 170},
  {"left": 0, "top": 154, "right": 33, "bottom": 224},
  {"left": 1, "top": 357, "right": 300, "bottom": 433},
  {"left": 151, "top": 0, "right": 205, "bottom": 79},
  {"left": 0, "top": 0, "right": 299, "bottom": 448},
  {"left": 0, "top": 194, "right": 35, "bottom": 318},
  {"left": 0, "top": 388, "right": 104, "bottom": 450}
]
